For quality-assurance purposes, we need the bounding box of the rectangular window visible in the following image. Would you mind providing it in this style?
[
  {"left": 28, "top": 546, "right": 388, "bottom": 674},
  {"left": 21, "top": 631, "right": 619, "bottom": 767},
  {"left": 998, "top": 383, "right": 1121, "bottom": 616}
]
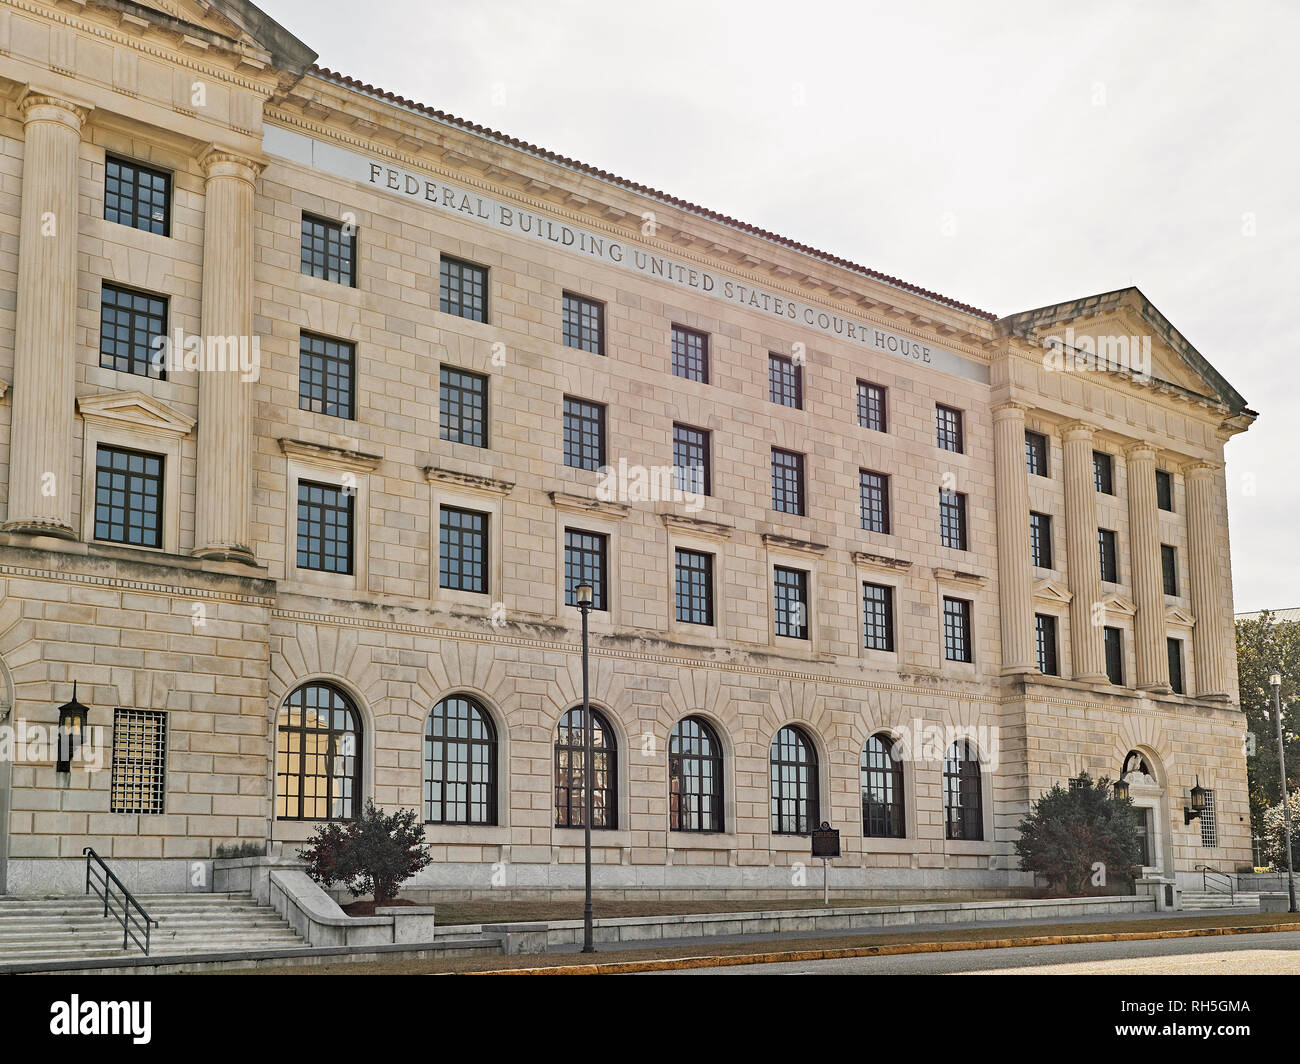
[
  {"left": 1025, "top": 430, "right": 1049, "bottom": 477},
  {"left": 857, "top": 381, "right": 886, "bottom": 432},
  {"left": 1030, "top": 511, "right": 1053, "bottom": 569},
  {"left": 562, "top": 292, "right": 605, "bottom": 354},
  {"left": 675, "top": 548, "right": 714, "bottom": 626},
  {"left": 1200, "top": 789, "right": 1217, "bottom": 847},
  {"left": 671, "top": 324, "right": 709, "bottom": 383},
  {"left": 299, "top": 332, "right": 355, "bottom": 419},
  {"left": 1035, "top": 614, "right": 1059, "bottom": 676},
  {"left": 862, "top": 583, "right": 895, "bottom": 652},
  {"left": 1098, "top": 529, "right": 1118, "bottom": 582},
  {"left": 300, "top": 213, "right": 355, "bottom": 287},
  {"left": 1104, "top": 626, "right": 1124, "bottom": 685},
  {"left": 296, "top": 481, "right": 354, "bottom": 574},
  {"left": 1094, "top": 451, "right": 1114, "bottom": 494},
  {"left": 439, "top": 256, "right": 488, "bottom": 322},
  {"left": 439, "top": 506, "right": 488, "bottom": 594},
  {"left": 564, "top": 529, "right": 608, "bottom": 611},
  {"left": 771, "top": 448, "right": 805, "bottom": 516},
  {"left": 939, "top": 490, "right": 968, "bottom": 551},
  {"left": 1161, "top": 544, "right": 1178, "bottom": 596},
  {"left": 859, "top": 470, "right": 890, "bottom": 534},
  {"left": 99, "top": 284, "right": 167, "bottom": 379},
  {"left": 439, "top": 366, "right": 488, "bottom": 448},
  {"left": 774, "top": 567, "right": 809, "bottom": 640},
  {"left": 943, "top": 597, "right": 972, "bottom": 662},
  {"left": 1167, "top": 637, "right": 1185, "bottom": 694},
  {"left": 563, "top": 396, "right": 606, "bottom": 471},
  {"left": 94, "top": 445, "right": 163, "bottom": 549},
  {"left": 104, "top": 156, "right": 170, "bottom": 236},
  {"left": 109, "top": 709, "right": 167, "bottom": 814},
  {"left": 936, "top": 404, "right": 964, "bottom": 453},
  {"left": 1156, "top": 469, "right": 1174, "bottom": 512},
  {"left": 768, "top": 353, "right": 803, "bottom": 408},
  {"left": 672, "top": 423, "right": 711, "bottom": 496}
]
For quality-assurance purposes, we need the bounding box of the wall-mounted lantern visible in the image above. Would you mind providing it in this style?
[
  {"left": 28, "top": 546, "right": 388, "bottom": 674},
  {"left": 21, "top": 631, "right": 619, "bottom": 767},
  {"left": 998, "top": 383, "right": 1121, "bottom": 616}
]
[
  {"left": 55, "top": 682, "right": 88, "bottom": 778},
  {"left": 1183, "top": 776, "right": 1207, "bottom": 825}
]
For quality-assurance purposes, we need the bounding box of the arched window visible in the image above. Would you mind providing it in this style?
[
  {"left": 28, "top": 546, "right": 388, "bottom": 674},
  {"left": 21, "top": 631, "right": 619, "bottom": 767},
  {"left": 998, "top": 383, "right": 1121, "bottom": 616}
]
[
  {"left": 669, "top": 717, "right": 723, "bottom": 833},
  {"left": 770, "top": 725, "right": 819, "bottom": 835},
  {"left": 554, "top": 707, "right": 617, "bottom": 829},
  {"left": 944, "top": 738, "right": 983, "bottom": 841},
  {"left": 861, "top": 733, "right": 905, "bottom": 838},
  {"left": 277, "top": 682, "right": 361, "bottom": 821},
  {"left": 425, "top": 695, "right": 497, "bottom": 825}
]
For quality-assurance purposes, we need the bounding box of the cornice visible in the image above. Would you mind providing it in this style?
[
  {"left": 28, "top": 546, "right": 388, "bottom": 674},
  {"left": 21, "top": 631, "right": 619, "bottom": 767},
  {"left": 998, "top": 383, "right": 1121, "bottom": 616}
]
[
  {"left": 660, "top": 513, "right": 734, "bottom": 540},
  {"left": 934, "top": 568, "right": 988, "bottom": 589},
  {"left": 761, "top": 532, "right": 828, "bottom": 556},
  {"left": 278, "top": 437, "right": 381, "bottom": 473},
  {"left": 423, "top": 466, "right": 514, "bottom": 496},
  {"left": 547, "top": 490, "right": 629, "bottom": 519},
  {"left": 852, "top": 551, "right": 913, "bottom": 574}
]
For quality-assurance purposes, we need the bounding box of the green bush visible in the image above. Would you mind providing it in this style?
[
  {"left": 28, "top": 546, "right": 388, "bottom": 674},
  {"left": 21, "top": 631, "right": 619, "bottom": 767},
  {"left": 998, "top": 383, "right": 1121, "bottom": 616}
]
[
  {"left": 1014, "top": 773, "right": 1141, "bottom": 894},
  {"left": 299, "top": 800, "right": 431, "bottom": 907}
]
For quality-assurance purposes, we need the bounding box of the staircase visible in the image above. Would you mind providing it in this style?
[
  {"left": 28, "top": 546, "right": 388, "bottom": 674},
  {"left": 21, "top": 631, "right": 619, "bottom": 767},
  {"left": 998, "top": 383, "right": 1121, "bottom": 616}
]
[
  {"left": 0, "top": 892, "right": 304, "bottom": 968},
  {"left": 1179, "top": 890, "right": 1259, "bottom": 910}
]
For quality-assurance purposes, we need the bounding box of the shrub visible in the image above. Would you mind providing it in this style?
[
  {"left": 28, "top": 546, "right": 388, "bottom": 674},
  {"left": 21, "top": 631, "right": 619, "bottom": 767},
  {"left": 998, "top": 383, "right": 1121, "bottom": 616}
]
[
  {"left": 299, "top": 800, "right": 431, "bottom": 907},
  {"left": 1014, "top": 773, "right": 1141, "bottom": 894}
]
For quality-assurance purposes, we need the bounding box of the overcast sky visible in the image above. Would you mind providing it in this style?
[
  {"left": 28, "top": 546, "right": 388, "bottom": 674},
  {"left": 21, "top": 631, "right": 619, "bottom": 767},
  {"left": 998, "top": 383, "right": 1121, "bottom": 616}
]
[{"left": 260, "top": 0, "right": 1300, "bottom": 612}]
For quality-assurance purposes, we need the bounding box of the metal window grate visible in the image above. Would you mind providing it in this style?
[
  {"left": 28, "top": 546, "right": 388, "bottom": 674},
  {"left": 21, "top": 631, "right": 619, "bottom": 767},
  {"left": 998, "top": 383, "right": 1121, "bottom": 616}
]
[
  {"left": 857, "top": 381, "right": 886, "bottom": 431},
  {"left": 301, "top": 214, "right": 355, "bottom": 286},
  {"left": 674, "top": 548, "right": 714, "bottom": 625},
  {"left": 94, "top": 445, "right": 163, "bottom": 548},
  {"left": 299, "top": 332, "right": 355, "bottom": 419},
  {"left": 768, "top": 353, "right": 802, "bottom": 408},
  {"left": 110, "top": 709, "right": 167, "bottom": 814},
  {"left": 562, "top": 292, "right": 605, "bottom": 353},
  {"left": 859, "top": 470, "right": 890, "bottom": 533},
  {"left": 439, "top": 256, "right": 488, "bottom": 322},
  {"left": 1200, "top": 789, "right": 1217, "bottom": 847},
  {"left": 564, "top": 529, "right": 608, "bottom": 610},
  {"left": 672, "top": 423, "right": 710, "bottom": 495},
  {"left": 671, "top": 324, "right": 709, "bottom": 382},
  {"left": 440, "top": 366, "right": 488, "bottom": 448},
  {"left": 439, "top": 506, "right": 488, "bottom": 593},
  {"left": 771, "top": 448, "right": 805, "bottom": 515},
  {"left": 104, "top": 156, "right": 170, "bottom": 236},
  {"left": 1030, "top": 511, "right": 1053, "bottom": 569},
  {"left": 296, "top": 481, "right": 354, "bottom": 574},
  {"left": 100, "top": 284, "right": 168, "bottom": 379},
  {"left": 939, "top": 490, "right": 967, "bottom": 550},
  {"left": 936, "top": 404, "right": 964, "bottom": 453},
  {"left": 563, "top": 396, "right": 605, "bottom": 470}
]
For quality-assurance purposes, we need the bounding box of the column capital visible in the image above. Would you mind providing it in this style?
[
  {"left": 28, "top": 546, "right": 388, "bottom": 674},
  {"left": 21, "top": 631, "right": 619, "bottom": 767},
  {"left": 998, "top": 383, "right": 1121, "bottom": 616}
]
[
  {"left": 1185, "top": 460, "right": 1222, "bottom": 479},
  {"left": 19, "top": 89, "right": 90, "bottom": 131},
  {"left": 992, "top": 400, "right": 1030, "bottom": 422},
  {"left": 199, "top": 145, "right": 265, "bottom": 184},
  {"left": 1062, "top": 420, "right": 1098, "bottom": 442},
  {"left": 1122, "top": 439, "right": 1158, "bottom": 460}
]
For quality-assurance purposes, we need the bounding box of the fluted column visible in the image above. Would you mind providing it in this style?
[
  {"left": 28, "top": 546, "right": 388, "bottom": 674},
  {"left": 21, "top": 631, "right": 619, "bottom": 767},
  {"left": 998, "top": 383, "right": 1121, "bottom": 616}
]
[
  {"left": 194, "top": 149, "right": 259, "bottom": 562},
  {"left": 1063, "top": 422, "right": 1108, "bottom": 682},
  {"left": 1186, "top": 462, "right": 1227, "bottom": 697},
  {"left": 993, "top": 402, "right": 1036, "bottom": 673},
  {"left": 4, "top": 93, "right": 88, "bottom": 538},
  {"left": 1125, "top": 442, "right": 1170, "bottom": 691}
]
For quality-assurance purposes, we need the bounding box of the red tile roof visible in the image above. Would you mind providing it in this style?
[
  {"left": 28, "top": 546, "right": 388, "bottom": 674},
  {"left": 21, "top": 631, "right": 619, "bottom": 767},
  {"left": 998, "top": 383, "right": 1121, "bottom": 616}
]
[{"left": 308, "top": 65, "right": 997, "bottom": 322}]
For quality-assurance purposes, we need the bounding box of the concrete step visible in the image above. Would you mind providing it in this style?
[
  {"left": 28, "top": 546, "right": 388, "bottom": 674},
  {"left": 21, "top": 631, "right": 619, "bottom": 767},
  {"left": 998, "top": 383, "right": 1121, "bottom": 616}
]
[{"left": 1180, "top": 891, "right": 1259, "bottom": 909}]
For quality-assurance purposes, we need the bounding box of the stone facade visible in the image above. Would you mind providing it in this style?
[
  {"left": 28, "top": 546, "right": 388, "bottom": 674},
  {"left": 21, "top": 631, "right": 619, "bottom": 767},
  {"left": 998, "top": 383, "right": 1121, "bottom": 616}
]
[{"left": 0, "top": 0, "right": 1256, "bottom": 896}]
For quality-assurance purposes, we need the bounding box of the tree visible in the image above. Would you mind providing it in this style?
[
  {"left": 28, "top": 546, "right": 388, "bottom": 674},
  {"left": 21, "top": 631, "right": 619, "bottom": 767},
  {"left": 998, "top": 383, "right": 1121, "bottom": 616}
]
[
  {"left": 1014, "top": 773, "right": 1141, "bottom": 894},
  {"left": 1259, "top": 791, "right": 1300, "bottom": 870},
  {"left": 1235, "top": 612, "right": 1300, "bottom": 841},
  {"left": 299, "top": 800, "right": 432, "bottom": 907}
]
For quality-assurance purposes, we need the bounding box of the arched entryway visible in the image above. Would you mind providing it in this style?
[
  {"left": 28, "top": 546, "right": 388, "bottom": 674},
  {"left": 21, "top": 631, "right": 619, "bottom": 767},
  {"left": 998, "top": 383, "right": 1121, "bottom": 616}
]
[{"left": 1119, "top": 749, "right": 1169, "bottom": 876}]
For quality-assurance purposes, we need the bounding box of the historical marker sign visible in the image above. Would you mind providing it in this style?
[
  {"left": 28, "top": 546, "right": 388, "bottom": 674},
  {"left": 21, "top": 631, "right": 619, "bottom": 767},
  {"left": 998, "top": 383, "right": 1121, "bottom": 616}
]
[{"left": 811, "top": 822, "right": 840, "bottom": 858}]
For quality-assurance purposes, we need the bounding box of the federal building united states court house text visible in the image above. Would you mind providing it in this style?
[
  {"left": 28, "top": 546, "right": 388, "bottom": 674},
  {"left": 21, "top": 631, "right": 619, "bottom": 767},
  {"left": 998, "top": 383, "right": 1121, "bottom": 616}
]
[{"left": 0, "top": 0, "right": 1256, "bottom": 896}]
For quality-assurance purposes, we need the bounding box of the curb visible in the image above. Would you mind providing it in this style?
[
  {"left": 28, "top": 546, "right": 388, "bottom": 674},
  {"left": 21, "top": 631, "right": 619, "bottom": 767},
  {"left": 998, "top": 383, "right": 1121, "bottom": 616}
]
[{"left": 463, "top": 920, "right": 1300, "bottom": 975}]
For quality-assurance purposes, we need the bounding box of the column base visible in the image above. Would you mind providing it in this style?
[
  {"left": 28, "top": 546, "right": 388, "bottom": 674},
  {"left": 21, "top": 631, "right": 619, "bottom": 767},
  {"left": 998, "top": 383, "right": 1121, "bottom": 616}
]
[
  {"left": 1000, "top": 665, "right": 1040, "bottom": 678},
  {"left": 1138, "top": 682, "right": 1173, "bottom": 695},
  {"left": 2, "top": 519, "right": 77, "bottom": 540},
  {"left": 1073, "top": 672, "right": 1111, "bottom": 684},
  {"left": 192, "top": 544, "right": 257, "bottom": 564}
]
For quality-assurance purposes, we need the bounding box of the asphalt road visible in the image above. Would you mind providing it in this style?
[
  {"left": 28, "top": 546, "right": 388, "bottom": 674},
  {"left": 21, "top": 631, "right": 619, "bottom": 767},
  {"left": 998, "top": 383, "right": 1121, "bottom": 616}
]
[{"left": 645, "top": 930, "right": 1300, "bottom": 975}]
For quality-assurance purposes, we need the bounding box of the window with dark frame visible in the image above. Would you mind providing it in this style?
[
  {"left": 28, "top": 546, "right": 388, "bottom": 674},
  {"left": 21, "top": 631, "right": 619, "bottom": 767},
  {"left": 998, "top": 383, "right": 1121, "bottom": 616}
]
[
  {"left": 562, "top": 291, "right": 605, "bottom": 354},
  {"left": 1035, "top": 614, "right": 1059, "bottom": 676},
  {"left": 943, "top": 597, "right": 972, "bottom": 663},
  {"left": 859, "top": 470, "right": 890, "bottom": 534},
  {"left": 770, "top": 725, "right": 819, "bottom": 835},
  {"left": 439, "top": 506, "right": 488, "bottom": 594},
  {"left": 1200, "top": 788, "right": 1217, "bottom": 847},
  {"left": 1025, "top": 430, "right": 1049, "bottom": 477},
  {"left": 1098, "top": 528, "right": 1118, "bottom": 582},
  {"left": 1156, "top": 469, "right": 1174, "bottom": 512},
  {"left": 1104, "top": 626, "right": 1125, "bottom": 685},
  {"left": 300, "top": 213, "right": 355, "bottom": 287},
  {"left": 299, "top": 332, "right": 355, "bottom": 419},
  {"left": 771, "top": 448, "right": 805, "bottom": 516},
  {"left": 669, "top": 716, "right": 723, "bottom": 833},
  {"left": 439, "top": 256, "right": 488, "bottom": 322},
  {"left": 857, "top": 381, "right": 886, "bottom": 432},
  {"left": 104, "top": 156, "right": 170, "bottom": 236},
  {"left": 861, "top": 734, "right": 905, "bottom": 839},
  {"left": 939, "top": 490, "right": 968, "bottom": 550},
  {"left": 100, "top": 284, "right": 168, "bottom": 379},
  {"left": 296, "top": 481, "right": 354, "bottom": 575},
  {"left": 109, "top": 709, "right": 167, "bottom": 815},
  {"left": 671, "top": 324, "right": 709, "bottom": 383},
  {"left": 1167, "top": 637, "right": 1185, "bottom": 695},
  {"left": 1094, "top": 451, "right": 1114, "bottom": 494},
  {"left": 276, "top": 682, "right": 361, "bottom": 821},
  {"left": 944, "top": 739, "right": 983, "bottom": 841},
  {"left": 425, "top": 695, "right": 497, "bottom": 825},
  {"left": 1030, "top": 511, "right": 1053, "bottom": 569},
  {"left": 439, "top": 366, "right": 488, "bottom": 448},
  {"left": 769, "top": 353, "right": 803, "bottom": 408},
  {"left": 1161, "top": 544, "right": 1178, "bottom": 596},
  {"left": 94, "top": 445, "right": 163, "bottom": 549},
  {"left": 554, "top": 706, "right": 616, "bottom": 829},
  {"left": 564, "top": 529, "right": 608, "bottom": 611},
  {"left": 774, "top": 566, "right": 809, "bottom": 640},
  {"left": 674, "top": 548, "right": 714, "bottom": 626},
  {"left": 862, "top": 582, "right": 895, "bottom": 652},
  {"left": 563, "top": 396, "right": 606, "bottom": 471},
  {"left": 936, "top": 404, "right": 964, "bottom": 453},
  {"left": 672, "top": 423, "right": 711, "bottom": 496}
]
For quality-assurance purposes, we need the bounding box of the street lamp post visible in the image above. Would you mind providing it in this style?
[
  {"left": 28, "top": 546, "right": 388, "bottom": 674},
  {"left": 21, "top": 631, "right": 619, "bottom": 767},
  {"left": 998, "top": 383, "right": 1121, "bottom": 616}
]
[
  {"left": 576, "top": 582, "right": 595, "bottom": 952},
  {"left": 1269, "top": 667, "right": 1297, "bottom": 913}
]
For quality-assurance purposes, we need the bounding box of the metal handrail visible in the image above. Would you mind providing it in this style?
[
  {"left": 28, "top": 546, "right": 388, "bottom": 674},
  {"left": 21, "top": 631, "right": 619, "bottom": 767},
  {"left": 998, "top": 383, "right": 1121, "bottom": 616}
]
[
  {"left": 82, "top": 847, "right": 156, "bottom": 955},
  {"left": 1195, "top": 863, "right": 1235, "bottom": 902}
]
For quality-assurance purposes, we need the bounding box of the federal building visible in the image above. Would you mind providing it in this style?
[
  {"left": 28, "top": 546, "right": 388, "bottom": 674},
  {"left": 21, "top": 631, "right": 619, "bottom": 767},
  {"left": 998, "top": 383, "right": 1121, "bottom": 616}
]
[{"left": 0, "top": 0, "right": 1256, "bottom": 898}]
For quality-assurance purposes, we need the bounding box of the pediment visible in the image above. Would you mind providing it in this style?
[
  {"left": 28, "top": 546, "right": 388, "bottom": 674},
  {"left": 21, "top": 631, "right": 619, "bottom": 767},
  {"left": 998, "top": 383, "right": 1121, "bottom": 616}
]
[
  {"left": 1033, "top": 578, "right": 1073, "bottom": 604},
  {"left": 1102, "top": 592, "right": 1137, "bottom": 617},
  {"left": 77, "top": 391, "right": 195, "bottom": 437},
  {"left": 1165, "top": 605, "right": 1196, "bottom": 627}
]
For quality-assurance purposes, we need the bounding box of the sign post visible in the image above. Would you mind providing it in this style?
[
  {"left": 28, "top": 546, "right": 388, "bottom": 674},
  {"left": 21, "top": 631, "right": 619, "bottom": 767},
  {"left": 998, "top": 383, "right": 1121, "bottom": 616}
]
[{"left": 810, "top": 821, "right": 840, "bottom": 906}]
